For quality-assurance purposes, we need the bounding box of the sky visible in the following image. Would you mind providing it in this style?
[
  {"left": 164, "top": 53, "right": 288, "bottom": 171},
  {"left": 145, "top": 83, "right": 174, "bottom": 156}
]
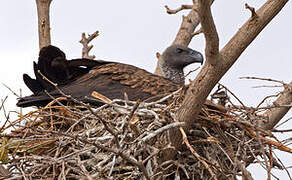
[{"left": 0, "top": 0, "right": 291, "bottom": 179}]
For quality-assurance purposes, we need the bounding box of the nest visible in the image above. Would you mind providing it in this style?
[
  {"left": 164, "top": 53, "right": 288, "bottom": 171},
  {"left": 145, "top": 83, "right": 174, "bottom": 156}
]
[{"left": 0, "top": 89, "right": 290, "bottom": 180}]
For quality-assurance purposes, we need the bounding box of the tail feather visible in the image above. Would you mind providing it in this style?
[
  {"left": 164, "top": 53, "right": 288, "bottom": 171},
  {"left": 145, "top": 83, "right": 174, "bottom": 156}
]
[{"left": 17, "top": 95, "right": 53, "bottom": 107}]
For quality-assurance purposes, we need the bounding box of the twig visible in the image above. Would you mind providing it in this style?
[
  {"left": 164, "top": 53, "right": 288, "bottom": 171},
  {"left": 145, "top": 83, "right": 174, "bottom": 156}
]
[
  {"left": 2, "top": 84, "right": 20, "bottom": 98},
  {"left": 79, "top": 31, "right": 99, "bottom": 59},
  {"left": 245, "top": 3, "right": 258, "bottom": 19},
  {"left": 173, "top": 117, "right": 217, "bottom": 180},
  {"left": 191, "top": 27, "right": 203, "bottom": 37},
  {"left": 164, "top": 5, "right": 193, "bottom": 14},
  {"left": 218, "top": 83, "right": 246, "bottom": 109},
  {"left": 240, "top": 77, "right": 286, "bottom": 85},
  {"left": 141, "top": 122, "right": 185, "bottom": 142},
  {"left": 35, "top": 129, "right": 151, "bottom": 180},
  {"left": 184, "top": 67, "right": 200, "bottom": 79}
]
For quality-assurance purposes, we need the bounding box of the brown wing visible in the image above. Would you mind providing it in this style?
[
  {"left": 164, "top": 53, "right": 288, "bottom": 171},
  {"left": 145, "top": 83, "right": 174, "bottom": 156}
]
[
  {"left": 74, "top": 63, "right": 180, "bottom": 98},
  {"left": 17, "top": 63, "right": 181, "bottom": 107}
]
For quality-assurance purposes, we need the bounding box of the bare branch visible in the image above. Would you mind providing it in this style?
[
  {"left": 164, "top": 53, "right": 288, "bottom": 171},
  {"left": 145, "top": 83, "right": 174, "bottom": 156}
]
[
  {"left": 261, "top": 82, "right": 292, "bottom": 130},
  {"left": 177, "top": 122, "right": 217, "bottom": 180},
  {"left": 245, "top": 3, "right": 258, "bottom": 19},
  {"left": 198, "top": 0, "right": 219, "bottom": 65},
  {"left": 35, "top": 0, "right": 52, "bottom": 49},
  {"left": 164, "top": 5, "right": 193, "bottom": 14},
  {"left": 221, "top": 0, "right": 288, "bottom": 70},
  {"left": 141, "top": 122, "right": 185, "bottom": 142},
  {"left": 191, "top": 27, "right": 203, "bottom": 37},
  {"left": 79, "top": 31, "right": 99, "bottom": 59}
]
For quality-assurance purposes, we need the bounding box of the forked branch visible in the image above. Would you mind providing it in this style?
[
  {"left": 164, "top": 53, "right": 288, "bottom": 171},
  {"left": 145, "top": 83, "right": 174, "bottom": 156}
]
[{"left": 79, "top": 31, "right": 99, "bottom": 59}]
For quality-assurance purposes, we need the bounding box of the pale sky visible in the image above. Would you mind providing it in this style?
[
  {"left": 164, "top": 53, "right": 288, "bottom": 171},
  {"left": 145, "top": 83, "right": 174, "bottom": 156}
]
[{"left": 0, "top": 1, "right": 291, "bottom": 179}]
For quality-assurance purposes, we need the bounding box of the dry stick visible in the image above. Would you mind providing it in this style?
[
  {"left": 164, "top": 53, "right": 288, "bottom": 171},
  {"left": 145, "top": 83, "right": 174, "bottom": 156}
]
[
  {"left": 0, "top": 97, "right": 10, "bottom": 132},
  {"left": 38, "top": 69, "right": 122, "bottom": 149},
  {"left": 191, "top": 27, "right": 203, "bottom": 37},
  {"left": 274, "top": 117, "right": 292, "bottom": 129},
  {"left": 164, "top": 5, "right": 193, "bottom": 14},
  {"left": 86, "top": 106, "right": 120, "bottom": 148},
  {"left": 261, "top": 81, "right": 292, "bottom": 130},
  {"left": 176, "top": 123, "right": 217, "bottom": 180},
  {"left": 245, "top": 3, "right": 258, "bottom": 19},
  {"left": 255, "top": 121, "right": 270, "bottom": 175},
  {"left": 267, "top": 145, "right": 273, "bottom": 180},
  {"left": 2, "top": 84, "right": 20, "bottom": 98},
  {"left": 272, "top": 128, "right": 292, "bottom": 133},
  {"left": 218, "top": 83, "right": 246, "bottom": 109},
  {"left": 141, "top": 122, "right": 185, "bottom": 142},
  {"left": 273, "top": 152, "right": 292, "bottom": 180},
  {"left": 240, "top": 77, "right": 286, "bottom": 85},
  {"left": 77, "top": 155, "right": 94, "bottom": 180},
  {"left": 236, "top": 159, "right": 254, "bottom": 180},
  {"left": 35, "top": 129, "right": 151, "bottom": 180},
  {"left": 184, "top": 67, "right": 200, "bottom": 79},
  {"left": 79, "top": 31, "right": 99, "bottom": 59},
  {"left": 243, "top": 125, "right": 292, "bottom": 153},
  {"left": 256, "top": 94, "right": 279, "bottom": 109}
]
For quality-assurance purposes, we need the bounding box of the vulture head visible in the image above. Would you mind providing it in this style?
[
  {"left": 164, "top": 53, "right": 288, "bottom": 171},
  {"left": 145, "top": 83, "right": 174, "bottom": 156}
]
[
  {"left": 39, "top": 45, "right": 66, "bottom": 61},
  {"left": 159, "top": 45, "right": 204, "bottom": 84}
]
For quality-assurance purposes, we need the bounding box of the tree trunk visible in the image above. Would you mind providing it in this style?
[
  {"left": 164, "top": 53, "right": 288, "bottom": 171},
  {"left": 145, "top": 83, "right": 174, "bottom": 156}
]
[{"left": 35, "top": 0, "right": 52, "bottom": 49}]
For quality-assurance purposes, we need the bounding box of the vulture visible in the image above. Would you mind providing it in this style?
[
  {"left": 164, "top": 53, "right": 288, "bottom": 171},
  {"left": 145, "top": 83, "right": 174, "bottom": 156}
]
[{"left": 17, "top": 45, "right": 204, "bottom": 107}]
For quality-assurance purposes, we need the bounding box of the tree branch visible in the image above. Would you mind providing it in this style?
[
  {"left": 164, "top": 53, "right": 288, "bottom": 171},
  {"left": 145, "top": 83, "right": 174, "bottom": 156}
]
[
  {"left": 261, "top": 82, "right": 292, "bottom": 130},
  {"left": 35, "top": 0, "right": 52, "bottom": 49},
  {"left": 198, "top": 0, "right": 219, "bottom": 65},
  {"left": 221, "top": 0, "right": 288, "bottom": 70},
  {"left": 79, "top": 31, "right": 99, "bottom": 59},
  {"left": 164, "top": 5, "right": 193, "bottom": 14},
  {"left": 170, "top": 0, "right": 289, "bottom": 153}
]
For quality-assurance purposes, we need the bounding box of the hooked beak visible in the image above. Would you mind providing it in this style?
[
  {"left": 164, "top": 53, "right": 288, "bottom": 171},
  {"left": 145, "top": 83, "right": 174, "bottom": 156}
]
[{"left": 190, "top": 50, "right": 204, "bottom": 65}]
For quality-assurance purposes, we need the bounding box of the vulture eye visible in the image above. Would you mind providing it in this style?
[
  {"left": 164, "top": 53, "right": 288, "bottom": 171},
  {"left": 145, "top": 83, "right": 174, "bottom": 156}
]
[{"left": 175, "top": 48, "right": 183, "bottom": 53}]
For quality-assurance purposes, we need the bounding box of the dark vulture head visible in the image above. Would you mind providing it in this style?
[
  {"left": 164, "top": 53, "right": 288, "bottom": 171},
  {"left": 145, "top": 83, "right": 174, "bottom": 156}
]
[
  {"left": 159, "top": 45, "right": 203, "bottom": 84},
  {"left": 39, "top": 45, "right": 66, "bottom": 61}
]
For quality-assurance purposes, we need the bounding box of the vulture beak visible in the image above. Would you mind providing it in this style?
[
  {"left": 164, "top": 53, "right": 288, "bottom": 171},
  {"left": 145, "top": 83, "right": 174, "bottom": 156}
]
[{"left": 190, "top": 50, "right": 204, "bottom": 65}]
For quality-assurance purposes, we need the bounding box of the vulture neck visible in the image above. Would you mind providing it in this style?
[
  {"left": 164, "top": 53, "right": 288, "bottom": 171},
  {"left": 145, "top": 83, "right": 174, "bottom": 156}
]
[{"left": 159, "top": 62, "right": 184, "bottom": 84}]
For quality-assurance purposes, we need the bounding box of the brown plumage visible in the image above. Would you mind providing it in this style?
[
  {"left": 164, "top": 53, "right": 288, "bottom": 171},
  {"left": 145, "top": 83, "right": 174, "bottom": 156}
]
[
  {"left": 17, "top": 45, "right": 204, "bottom": 107},
  {"left": 17, "top": 62, "right": 181, "bottom": 107}
]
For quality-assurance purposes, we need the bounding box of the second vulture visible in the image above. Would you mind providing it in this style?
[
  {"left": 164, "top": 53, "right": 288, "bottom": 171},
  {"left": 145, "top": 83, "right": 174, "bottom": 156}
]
[{"left": 17, "top": 45, "right": 204, "bottom": 107}]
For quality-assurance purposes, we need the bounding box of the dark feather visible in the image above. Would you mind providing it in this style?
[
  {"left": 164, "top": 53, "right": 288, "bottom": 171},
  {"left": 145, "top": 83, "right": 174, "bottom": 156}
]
[
  {"left": 17, "top": 45, "right": 205, "bottom": 108},
  {"left": 17, "top": 63, "right": 180, "bottom": 107},
  {"left": 23, "top": 74, "right": 43, "bottom": 94}
]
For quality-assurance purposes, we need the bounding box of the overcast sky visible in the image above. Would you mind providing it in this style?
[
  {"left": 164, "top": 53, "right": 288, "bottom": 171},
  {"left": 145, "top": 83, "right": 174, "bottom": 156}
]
[{"left": 0, "top": 1, "right": 291, "bottom": 179}]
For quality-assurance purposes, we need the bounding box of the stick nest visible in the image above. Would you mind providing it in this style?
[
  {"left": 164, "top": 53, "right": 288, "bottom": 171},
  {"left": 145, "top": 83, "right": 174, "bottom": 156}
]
[{"left": 0, "top": 89, "right": 290, "bottom": 180}]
